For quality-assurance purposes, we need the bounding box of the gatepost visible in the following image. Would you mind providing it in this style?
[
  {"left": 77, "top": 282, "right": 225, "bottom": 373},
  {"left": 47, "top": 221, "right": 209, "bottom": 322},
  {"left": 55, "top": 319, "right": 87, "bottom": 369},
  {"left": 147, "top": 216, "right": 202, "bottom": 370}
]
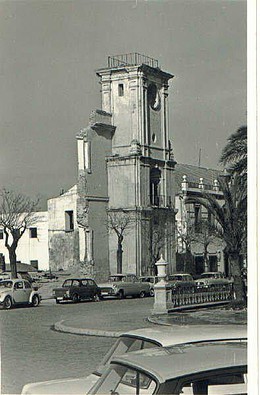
[{"left": 152, "top": 255, "right": 174, "bottom": 315}]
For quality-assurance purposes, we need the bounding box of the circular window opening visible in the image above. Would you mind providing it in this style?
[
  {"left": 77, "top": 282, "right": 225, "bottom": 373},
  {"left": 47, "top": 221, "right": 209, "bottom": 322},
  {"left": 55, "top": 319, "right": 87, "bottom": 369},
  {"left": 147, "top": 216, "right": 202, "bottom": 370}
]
[{"left": 152, "top": 133, "right": 157, "bottom": 143}]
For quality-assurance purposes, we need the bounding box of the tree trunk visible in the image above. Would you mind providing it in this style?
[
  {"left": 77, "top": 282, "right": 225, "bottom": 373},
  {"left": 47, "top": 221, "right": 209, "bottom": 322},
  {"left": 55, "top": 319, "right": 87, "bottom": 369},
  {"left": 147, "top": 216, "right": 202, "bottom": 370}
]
[
  {"left": 229, "top": 253, "right": 245, "bottom": 301},
  {"left": 117, "top": 243, "right": 123, "bottom": 274},
  {"left": 8, "top": 247, "right": 18, "bottom": 278},
  {"left": 203, "top": 244, "right": 209, "bottom": 272}
]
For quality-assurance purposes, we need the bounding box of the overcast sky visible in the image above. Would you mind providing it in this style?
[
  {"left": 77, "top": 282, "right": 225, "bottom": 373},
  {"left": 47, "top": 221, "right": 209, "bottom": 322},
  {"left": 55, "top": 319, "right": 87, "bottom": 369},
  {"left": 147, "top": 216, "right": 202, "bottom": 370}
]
[{"left": 0, "top": 0, "right": 246, "bottom": 208}]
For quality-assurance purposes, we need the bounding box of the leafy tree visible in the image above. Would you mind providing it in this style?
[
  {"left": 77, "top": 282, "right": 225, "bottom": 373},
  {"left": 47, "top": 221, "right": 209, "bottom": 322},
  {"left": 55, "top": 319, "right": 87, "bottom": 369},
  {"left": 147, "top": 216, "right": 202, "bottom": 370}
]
[
  {"left": 107, "top": 211, "right": 136, "bottom": 273},
  {"left": 0, "top": 189, "right": 40, "bottom": 278},
  {"left": 220, "top": 126, "right": 247, "bottom": 183},
  {"left": 185, "top": 175, "right": 247, "bottom": 301}
]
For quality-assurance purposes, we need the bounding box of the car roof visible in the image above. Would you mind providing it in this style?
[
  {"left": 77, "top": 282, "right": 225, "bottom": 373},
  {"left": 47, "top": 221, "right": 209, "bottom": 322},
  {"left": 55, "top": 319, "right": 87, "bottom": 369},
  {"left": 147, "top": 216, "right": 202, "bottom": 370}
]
[
  {"left": 111, "top": 341, "right": 247, "bottom": 383},
  {"left": 120, "top": 325, "right": 247, "bottom": 347},
  {"left": 169, "top": 273, "right": 191, "bottom": 276},
  {"left": 201, "top": 272, "right": 222, "bottom": 275},
  {"left": 63, "top": 278, "right": 94, "bottom": 281}
]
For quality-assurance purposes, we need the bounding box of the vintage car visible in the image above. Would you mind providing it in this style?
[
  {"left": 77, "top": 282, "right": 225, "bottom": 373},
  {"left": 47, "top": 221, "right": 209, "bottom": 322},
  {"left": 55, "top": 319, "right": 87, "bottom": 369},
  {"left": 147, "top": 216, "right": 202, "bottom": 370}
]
[
  {"left": 52, "top": 278, "right": 101, "bottom": 304},
  {"left": 99, "top": 274, "right": 151, "bottom": 299},
  {"left": 167, "top": 273, "right": 196, "bottom": 292},
  {"left": 89, "top": 341, "right": 247, "bottom": 394},
  {"left": 139, "top": 276, "right": 160, "bottom": 296},
  {"left": 21, "top": 325, "right": 246, "bottom": 394},
  {"left": 0, "top": 279, "right": 41, "bottom": 309},
  {"left": 195, "top": 272, "right": 233, "bottom": 289}
]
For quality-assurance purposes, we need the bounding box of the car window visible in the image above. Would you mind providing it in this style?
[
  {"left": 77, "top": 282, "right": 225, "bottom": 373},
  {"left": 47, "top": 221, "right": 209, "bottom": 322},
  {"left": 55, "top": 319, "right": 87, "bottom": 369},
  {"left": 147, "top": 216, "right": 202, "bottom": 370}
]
[
  {"left": 88, "top": 280, "right": 95, "bottom": 286},
  {"left": 72, "top": 280, "right": 81, "bottom": 287},
  {"left": 97, "top": 336, "right": 160, "bottom": 373},
  {"left": 14, "top": 281, "right": 24, "bottom": 290},
  {"left": 169, "top": 275, "right": 182, "bottom": 281},
  {"left": 92, "top": 364, "right": 156, "bottom": 395},
  {"left": 24, "top": 281, "right": 31, "bottom": 289},
  {"left": 0, "top": 281, "right": 13, "bottom": 288},
  {"left": 109, "top": 276, "right": 125, "bottom": 282},
  {"left": 63, "top": 280, "right": 72, "bottom": 287},
  {"left": 178, "top": 369, "right": 247, "bottom": 395},
  {"left": 81, "top": 280, "right": 88, "bottom": 286}
]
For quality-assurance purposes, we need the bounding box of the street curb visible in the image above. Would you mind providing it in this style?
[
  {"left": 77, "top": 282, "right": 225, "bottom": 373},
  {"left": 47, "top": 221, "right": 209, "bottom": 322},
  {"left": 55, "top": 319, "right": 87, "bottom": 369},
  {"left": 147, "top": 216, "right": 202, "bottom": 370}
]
[{"left": 54, "top": 320, "right": 123, "bottom": 337}]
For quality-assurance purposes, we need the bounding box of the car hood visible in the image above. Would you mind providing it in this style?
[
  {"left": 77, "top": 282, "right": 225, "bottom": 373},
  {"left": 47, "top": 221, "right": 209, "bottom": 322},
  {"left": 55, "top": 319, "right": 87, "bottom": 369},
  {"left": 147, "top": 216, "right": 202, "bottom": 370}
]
[
  {"left": 98, "top": 282, "right": 117, "bottom": 288},
  {"left": 21, "top": 373, "right": 99, "bottom": 395},
  {"left": 0, "top": 288, "right": 9, "bottom": 295}
]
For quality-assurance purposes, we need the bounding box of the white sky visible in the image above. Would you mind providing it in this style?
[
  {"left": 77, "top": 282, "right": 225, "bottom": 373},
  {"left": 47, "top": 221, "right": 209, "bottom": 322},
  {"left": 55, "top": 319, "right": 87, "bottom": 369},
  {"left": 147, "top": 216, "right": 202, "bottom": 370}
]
[{"left": 0, "top": 0, "right": 246, "bottom": 207}]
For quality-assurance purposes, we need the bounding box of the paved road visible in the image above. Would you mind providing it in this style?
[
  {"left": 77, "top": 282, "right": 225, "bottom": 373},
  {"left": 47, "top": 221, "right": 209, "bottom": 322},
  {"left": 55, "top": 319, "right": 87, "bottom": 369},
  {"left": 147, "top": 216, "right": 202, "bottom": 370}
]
[{"left": 1, "top": 298, "right": 151, "bottom": 395}]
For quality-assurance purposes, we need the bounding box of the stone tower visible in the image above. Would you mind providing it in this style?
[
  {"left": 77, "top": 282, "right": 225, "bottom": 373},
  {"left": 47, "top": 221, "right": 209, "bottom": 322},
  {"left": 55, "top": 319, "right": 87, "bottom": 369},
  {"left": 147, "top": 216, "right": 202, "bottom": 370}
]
[{"left": 96, "top": 54, "right": 177, "bottom": 276}]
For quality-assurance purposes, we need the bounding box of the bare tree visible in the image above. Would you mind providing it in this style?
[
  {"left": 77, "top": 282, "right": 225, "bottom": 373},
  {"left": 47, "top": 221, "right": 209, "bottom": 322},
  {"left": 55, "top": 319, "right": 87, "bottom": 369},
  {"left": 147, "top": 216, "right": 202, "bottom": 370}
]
[
  {"left": 107, "top": 210, "right": 136, "bottom": 273},
  {"left": 191, "top": 221, "right": 222, "bottom": 269},
  {"left": 142, "top": 211, "right": 175, "bottom": 275},
  {"left": 0, "top": 189, "right": 40, "bottom": 278},
  {"left": 177, "top": 218, "right": 197, "bottom": 273}
]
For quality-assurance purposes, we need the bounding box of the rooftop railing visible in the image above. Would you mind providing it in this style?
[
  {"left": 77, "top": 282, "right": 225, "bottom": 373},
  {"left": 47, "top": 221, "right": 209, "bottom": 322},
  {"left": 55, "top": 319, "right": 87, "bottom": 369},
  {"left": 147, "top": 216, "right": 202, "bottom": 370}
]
[{"left": 108, "top": 53, "right": 159, "bottom": 69}]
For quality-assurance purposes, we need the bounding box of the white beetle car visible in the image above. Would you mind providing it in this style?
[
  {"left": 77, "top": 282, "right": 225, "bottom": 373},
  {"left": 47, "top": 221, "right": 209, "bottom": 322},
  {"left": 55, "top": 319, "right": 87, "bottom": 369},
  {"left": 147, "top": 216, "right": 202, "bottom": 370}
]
[
  {"left": 0, "top": 279, "right": 41, "bottom": 309},
  {"left": 21, "top": 325, "right": 246, "bottom": 394}
]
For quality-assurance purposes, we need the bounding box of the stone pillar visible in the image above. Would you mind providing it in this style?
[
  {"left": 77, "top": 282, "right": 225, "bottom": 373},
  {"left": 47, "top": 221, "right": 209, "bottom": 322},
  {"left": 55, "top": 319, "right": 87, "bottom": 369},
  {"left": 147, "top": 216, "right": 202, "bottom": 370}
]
[{"left": 152, "top": 255, "right": 174, "bottom": 315}]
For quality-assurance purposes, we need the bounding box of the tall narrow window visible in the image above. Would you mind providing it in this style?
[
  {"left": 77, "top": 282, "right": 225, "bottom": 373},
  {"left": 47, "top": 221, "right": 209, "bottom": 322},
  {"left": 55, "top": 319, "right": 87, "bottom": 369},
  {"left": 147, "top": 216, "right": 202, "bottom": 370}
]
[
  {"left": 194, "top": 204, "right": 201, "bottom": 232},
  {"left": 65, "top": 211, "right": 74, "bottom": 231},
  {"left": 30, "top": 228, "right": 37, "bottom": 238},
  {"left": 84, "top": 141, "right": 91, "bottom": 172},
  {"left": 118, "top": 84, "right": 124, "bottom": 97},
  {"left": 150, "top": 167, "right": 161, "bottom": 206},
  {"left": 0, "top": 230, "right": 3, "bottom": 240}
]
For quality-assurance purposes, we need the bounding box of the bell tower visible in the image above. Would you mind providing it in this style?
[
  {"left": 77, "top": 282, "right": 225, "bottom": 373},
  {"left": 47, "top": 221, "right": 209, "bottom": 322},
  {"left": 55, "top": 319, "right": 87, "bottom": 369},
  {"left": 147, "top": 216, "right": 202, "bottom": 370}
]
[
  {"left": 96, "top": 53, "right": 174, "bottom": 161},
  {"left": 96, "top": 54, "right": 177, "bottom": 276}
]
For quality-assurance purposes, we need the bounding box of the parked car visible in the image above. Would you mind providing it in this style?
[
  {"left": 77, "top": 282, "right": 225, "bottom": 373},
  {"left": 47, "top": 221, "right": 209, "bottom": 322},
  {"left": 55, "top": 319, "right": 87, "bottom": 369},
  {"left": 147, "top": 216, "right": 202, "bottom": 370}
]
[
  {"left": 0, "top": 279, "right": 41, "bottom": 309},
  {"left": 195, "top": 272, "right": 233, "bottom": 289},
  {"left": 43, "top": 272, "right": 58, "bottom": 280},
  {"left": 21, "top": 325, "right": 246, "bottom": 394},
  {"left": 139, "top": 276, "right": 160, "bottom": 296},
  {"left": 167, "top": 273, "right": 196, "bottom": 292},
  {"left": 89, "top": 341, "right": 247, "bottom": 394},
  {"left": 98, "top": 274, "right": 151, "bottom": 299},
  {"left": 52, "top": 278, "right": 101, "bottom": 304}
]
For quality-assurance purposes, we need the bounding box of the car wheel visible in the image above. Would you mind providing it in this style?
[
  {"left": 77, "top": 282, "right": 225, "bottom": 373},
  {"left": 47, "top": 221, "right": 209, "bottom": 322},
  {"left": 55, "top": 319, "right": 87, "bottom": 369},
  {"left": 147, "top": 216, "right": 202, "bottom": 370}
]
[
  {"left": 150, "top": 288, "right": 155, "bottom": 297},
  {"left": 117, "top": 290, "right": 124, "bottom": 299},
  {"left": 72, "top": 293, "right": 80, "bottom": 303},
  {"left": 55, "top": 299, "right": 60, "bottom": 304},
  {"left": 3, "top": 296, "right": 12, "bottom": 310},
  {"left": 139, "top": 291, "right": 146, "bottom": 298},
  {"left": 93, "top": 293, "right": 100, "bottom": 302},
  {"left": 32, "top": 295, "right": 40, "bottom": 307}
]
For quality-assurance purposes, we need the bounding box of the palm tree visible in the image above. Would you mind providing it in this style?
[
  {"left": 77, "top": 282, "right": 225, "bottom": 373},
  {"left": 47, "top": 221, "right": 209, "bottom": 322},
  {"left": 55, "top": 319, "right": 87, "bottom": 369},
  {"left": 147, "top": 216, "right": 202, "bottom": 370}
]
[
  {"left": 220, "top": 126, "right": 247, "bottom": 183},
  {"left": 185, "top": 175, "right": 247, "bottom": 301}
]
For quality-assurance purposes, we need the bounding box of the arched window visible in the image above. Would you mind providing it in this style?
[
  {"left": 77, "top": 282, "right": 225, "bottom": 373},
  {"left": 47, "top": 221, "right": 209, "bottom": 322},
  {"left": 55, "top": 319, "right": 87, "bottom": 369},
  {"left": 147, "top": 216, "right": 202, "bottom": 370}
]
[{"left": 150, "top": 167, "right": 161, "bottom": 206}]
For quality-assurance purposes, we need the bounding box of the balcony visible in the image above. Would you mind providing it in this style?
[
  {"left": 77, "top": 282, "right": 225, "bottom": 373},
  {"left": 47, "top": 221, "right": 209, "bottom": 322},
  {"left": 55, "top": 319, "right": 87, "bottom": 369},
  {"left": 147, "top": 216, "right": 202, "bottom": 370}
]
[
  {"left": 108, "top": 53, "right": 159, "bottom": 69},
  {"left": 149, "top": 195, "right": 173, "bottom": 208}
]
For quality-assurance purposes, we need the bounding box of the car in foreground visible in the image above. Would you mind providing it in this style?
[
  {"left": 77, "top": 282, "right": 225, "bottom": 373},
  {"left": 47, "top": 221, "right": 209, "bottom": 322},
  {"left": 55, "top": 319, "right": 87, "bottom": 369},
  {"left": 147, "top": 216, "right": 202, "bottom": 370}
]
[
  {"left": 195, "top": 272, "right": 233, "bottom": 290},
  {"left": 167, "top": 273, "right": 196, "bottom": 293},
  {"left": 52, "top": 278, "right": 101, "bottom": 304},
  {"left": 21, "top": 325, "right": 246, "bottom": 394},
  {"left": 0, "top": 279, "right": 41, "bottom": 309},
  {"left": 99, "top": 274, "right": 151, "bottom": 299},
  {"left": 139, "top": 276, "right": 160, "bottom": 296},
  {"left": 89, "top": 341, "right": 247, "bottom": 394}
]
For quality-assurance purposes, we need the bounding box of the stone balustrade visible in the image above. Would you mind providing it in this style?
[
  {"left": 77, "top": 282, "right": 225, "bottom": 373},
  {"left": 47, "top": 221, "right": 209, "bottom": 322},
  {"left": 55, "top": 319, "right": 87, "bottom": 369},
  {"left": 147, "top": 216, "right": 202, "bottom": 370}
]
[{"left": 171, "top": 287, "right": 233, "bottom": 308}]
